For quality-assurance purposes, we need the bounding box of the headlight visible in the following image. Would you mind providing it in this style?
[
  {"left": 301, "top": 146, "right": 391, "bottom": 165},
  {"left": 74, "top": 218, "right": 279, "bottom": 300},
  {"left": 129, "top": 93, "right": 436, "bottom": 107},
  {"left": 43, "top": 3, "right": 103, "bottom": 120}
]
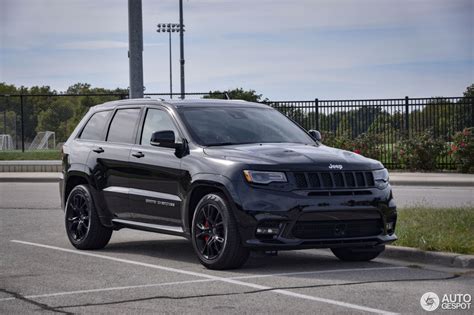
[
  {"left": 243, "top": 170, "right": 287, "bottom": 184},
  {"left": 373, "top": 168, "right": 389, "bottom": 189}
]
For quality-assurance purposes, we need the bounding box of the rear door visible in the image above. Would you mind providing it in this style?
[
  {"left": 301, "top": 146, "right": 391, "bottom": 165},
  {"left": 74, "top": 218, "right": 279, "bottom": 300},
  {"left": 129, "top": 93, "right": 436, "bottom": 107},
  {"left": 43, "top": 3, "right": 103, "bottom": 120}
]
[
  {"left": 128, "top": 106, "right": 185, "bottom": 228},
  {"left": 88, "top": 107, "right": 142, "bottom": 220},
  {"left": 74, "top": 109, "right": 113, "bottom": 213}
]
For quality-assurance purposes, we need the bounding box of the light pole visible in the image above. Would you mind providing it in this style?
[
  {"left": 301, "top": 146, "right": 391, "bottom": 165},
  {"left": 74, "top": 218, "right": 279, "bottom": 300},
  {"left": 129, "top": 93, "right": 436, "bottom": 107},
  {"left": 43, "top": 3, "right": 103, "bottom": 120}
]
[
  {"left": 179, "top": 0, "right": 185, "bottom": 99},
  {"left": 128, "top": 0, "right": 144, "bottom": 99},
  {"left": 157, "top": 23, "right": 185, "bottom": 99}
]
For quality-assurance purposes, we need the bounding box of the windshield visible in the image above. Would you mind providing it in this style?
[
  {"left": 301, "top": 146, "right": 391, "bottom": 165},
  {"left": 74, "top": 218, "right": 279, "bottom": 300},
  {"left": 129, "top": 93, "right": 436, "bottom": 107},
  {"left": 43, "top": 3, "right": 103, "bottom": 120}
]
[{"left": 178, "top": 106, "right": 315, "bottom": 146}]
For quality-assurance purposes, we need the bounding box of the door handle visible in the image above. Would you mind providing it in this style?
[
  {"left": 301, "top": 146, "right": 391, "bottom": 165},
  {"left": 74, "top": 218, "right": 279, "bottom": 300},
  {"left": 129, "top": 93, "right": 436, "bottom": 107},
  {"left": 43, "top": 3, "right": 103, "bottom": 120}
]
[
  {"left": 92, "top": 147, "right": 104, "bottom": 153},
  {"left": 132, "top": 151, "right": 145, "bottom": 158}
]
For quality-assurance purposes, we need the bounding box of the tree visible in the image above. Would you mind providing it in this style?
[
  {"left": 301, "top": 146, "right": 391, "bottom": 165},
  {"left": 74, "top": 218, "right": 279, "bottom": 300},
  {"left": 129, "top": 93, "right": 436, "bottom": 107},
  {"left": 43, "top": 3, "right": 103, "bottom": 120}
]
[
  {"left": 458, "top": 83, "right": 474, "bottom": 132},
  {"left": 66, "top": 83, "right": 92, "bottom": 94},
  {"left": 204, "top": 88, "right": 264, "bottom": 102},
  {"left": 36, "top": 99, "right": 74, "bottom": 142},
  {"left": 367, "top": 113, "right": 399, "bottom": 138},
  {"left": 336, "top": 115, "right": 352, "bottom": 138},
  {"left": 463, "top": 84, "right": 474, "bottom": 98}
]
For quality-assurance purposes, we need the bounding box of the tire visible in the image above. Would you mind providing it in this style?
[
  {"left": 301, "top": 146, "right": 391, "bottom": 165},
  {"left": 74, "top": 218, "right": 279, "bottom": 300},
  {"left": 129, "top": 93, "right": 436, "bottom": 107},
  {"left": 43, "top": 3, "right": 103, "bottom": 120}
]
[
  {"left": 331, "top": 245, "right": 385, "bottom": 262},
  {"left": 65, "top": 185, "right": 112, "bottom": 250},
  {"left": 191, "top": 193, "right": 249, "bottom": 270}
]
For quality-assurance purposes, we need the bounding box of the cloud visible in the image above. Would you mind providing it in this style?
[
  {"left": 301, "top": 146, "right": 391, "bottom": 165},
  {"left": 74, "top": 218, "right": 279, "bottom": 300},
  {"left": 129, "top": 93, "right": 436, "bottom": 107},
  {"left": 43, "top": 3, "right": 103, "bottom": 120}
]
[
  {"left": 1, "top": 0, "right": 472, "bottom": 99},
  {"left": 58, "top": 40, "right": 129, "bottom": 50}
]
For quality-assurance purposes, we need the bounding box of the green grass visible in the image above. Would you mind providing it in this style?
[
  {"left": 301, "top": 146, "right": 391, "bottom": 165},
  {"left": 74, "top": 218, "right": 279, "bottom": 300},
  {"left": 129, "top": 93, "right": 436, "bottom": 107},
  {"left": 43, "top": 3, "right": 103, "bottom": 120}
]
[
  {"left": 394, "top": 207, "right": 474, "bottom": 254},
  {"left": 0, "top": 150, "right": 61, "bottom": 160}
]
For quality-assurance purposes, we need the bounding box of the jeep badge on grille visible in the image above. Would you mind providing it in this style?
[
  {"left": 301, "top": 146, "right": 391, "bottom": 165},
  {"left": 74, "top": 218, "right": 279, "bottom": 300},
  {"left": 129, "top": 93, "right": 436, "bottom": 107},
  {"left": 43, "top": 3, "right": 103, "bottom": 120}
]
[{"left": 329, "top": 164, "right": 343, "bottom": 170}]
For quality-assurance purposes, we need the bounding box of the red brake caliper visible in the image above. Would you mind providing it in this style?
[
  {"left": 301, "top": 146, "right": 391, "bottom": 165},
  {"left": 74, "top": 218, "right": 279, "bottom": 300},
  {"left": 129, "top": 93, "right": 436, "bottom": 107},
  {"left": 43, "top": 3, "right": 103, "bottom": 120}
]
[{"left": 203, "top": 220, "right": 210, "bottom": 242}]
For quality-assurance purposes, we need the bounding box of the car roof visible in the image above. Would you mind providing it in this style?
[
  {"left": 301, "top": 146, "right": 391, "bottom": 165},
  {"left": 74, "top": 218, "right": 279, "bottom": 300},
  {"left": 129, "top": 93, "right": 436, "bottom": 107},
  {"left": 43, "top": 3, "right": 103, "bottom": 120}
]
[{"left": 91, "top": 98, "right": 270, "bottom": 111}]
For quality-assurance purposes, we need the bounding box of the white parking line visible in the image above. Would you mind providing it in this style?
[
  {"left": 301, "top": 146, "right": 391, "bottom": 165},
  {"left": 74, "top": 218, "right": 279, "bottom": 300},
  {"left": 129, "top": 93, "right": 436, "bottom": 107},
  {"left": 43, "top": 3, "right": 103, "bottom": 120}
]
[
  {"left": 0, "top": 279, "right": 214, "bottom": 302},
  {"left": 9, "top": 240, "right": 398, "bottom": 315},
  {"left": 232, "top": 266, "right": 407, "bottom": 280},
  {"left": 0, "top": 266, "right": 406, "bottom": 302}
]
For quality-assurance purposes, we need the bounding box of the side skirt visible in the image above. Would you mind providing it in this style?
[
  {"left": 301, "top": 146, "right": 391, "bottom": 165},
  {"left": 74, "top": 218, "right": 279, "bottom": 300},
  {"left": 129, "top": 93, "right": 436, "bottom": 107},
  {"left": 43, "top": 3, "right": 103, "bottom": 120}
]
[{"left": 112, "top": 219, "right": 186, "bottom": 237}]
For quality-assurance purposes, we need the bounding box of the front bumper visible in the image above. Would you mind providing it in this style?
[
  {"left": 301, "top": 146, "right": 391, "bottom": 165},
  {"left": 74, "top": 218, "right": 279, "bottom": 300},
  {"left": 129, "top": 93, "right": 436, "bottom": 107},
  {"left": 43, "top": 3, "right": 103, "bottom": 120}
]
[{"left": 232, "top": 183, "right": 397, "bottom": 250}]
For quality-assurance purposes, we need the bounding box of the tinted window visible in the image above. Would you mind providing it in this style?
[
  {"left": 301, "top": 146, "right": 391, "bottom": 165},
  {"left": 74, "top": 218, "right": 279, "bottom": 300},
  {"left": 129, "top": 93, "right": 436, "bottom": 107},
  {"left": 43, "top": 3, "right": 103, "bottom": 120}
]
[
  {"left": 141, "top": 108, "right": 179, "bottom": 146},
  {"left": 107, "top": 108, "right": 141, "bottom": 144},
  {"left": 80, "top": 110, "right": 111, "bottom": 141},
  {"left": 178, "top": 107, "right": 314, "bottom": 146}
]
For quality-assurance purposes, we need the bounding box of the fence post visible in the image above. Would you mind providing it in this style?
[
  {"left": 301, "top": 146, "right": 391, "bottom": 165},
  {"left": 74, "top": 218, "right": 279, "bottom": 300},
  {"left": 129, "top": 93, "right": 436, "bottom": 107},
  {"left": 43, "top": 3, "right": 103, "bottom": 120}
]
[
  {"left": 3, "top": 97, "right": 7, "bottom": 135},
  {"left": 405, "top": 96, "right": 409, "bottom": 138},
  {"left": 315, "top": 98, "right": 319, "bottom": 130},
  {"left": 470, "top": 97, "right": 474, "bottom": 130},
  {"left": 20, "top": 94, "right": 25, "bottom": 152}
]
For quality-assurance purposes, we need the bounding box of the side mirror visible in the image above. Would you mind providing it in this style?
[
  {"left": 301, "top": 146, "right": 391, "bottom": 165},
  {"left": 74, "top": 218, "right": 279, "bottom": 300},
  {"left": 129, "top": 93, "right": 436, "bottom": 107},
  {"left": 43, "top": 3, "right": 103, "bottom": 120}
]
[
  {"left": 308, "top": 130, "right": 322, "bottom": 142},
  {"left": 150, "top": 130, "right": 179, "bottom": 148}
]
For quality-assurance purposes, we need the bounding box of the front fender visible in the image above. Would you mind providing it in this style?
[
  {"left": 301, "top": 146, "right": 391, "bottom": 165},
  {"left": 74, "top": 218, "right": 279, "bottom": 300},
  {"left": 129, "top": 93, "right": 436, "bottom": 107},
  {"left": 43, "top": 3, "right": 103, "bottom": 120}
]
[{"left": 181, "top": 173, "right": 242, "bottom": 236}]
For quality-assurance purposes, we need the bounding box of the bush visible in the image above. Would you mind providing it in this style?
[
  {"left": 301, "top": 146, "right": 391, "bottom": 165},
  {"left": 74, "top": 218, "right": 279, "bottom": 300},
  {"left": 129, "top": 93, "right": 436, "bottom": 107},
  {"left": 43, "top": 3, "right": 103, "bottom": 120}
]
[
  {"left": 394, "top": 130, "right": 445, "bottom": 171},
  {"left": 322, "top": 132, "right": 386, "bottom": 161},
  {"left": 449, "top": 127, "right": 474, "bottom": 173},
  {"left": 351, "top": 133, "right": 385, "bottom": 160},
  {"left": 321, "top": 131, "right": 353, "bottom": 151}
]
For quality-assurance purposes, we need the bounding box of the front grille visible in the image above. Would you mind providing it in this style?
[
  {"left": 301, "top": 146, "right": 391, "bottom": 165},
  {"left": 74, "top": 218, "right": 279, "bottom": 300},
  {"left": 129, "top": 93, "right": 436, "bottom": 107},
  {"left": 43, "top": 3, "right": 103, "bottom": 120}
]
[
  {"left": 307, "top": 190, "right": 372, "bottom": 196},
  {"left": 293, "top": 171, "right": 375, "bottom": 189},
  {"left": 292, "top": 219, "right": 383, "bottom": 239}
]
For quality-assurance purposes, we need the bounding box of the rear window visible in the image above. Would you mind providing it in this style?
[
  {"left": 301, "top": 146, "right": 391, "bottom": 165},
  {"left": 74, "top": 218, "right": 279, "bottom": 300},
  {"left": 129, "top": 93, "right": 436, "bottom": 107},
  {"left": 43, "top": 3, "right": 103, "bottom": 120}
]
[
  {"left": 80, "top": 110, "right": 111, "bottom": 141},
  {"left": 107, "top": 108, "right": 141, "bottom": 144}
]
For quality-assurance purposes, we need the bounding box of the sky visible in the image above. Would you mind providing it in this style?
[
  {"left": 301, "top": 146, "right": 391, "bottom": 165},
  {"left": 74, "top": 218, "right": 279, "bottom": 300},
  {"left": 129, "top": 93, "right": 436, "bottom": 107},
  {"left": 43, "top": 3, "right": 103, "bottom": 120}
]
[{"left": 1, "top": 0, "right": 473, "bottom": 100}]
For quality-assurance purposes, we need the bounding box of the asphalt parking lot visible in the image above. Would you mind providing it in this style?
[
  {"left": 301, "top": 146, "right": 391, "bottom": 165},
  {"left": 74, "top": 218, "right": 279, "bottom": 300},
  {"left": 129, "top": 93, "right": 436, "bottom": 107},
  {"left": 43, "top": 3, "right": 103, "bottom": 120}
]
[{"left": 1, "top": 183, "right": 473, "bottom": 314}]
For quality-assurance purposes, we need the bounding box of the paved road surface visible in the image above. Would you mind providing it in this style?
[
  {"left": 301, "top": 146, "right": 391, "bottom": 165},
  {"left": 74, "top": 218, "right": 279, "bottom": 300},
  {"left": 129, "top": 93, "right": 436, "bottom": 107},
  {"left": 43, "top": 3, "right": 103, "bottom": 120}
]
[{"left": 1, "top": 183, "right": 473, "bottom": 314}]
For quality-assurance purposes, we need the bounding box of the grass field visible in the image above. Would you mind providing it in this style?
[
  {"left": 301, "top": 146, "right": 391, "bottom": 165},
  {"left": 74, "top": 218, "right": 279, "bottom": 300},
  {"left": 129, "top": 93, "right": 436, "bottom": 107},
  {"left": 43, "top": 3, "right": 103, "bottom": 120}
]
[
  {"left": 394, "top": 207, "right": 474, "bottom": 254},
  {"left": 0, "top": 150, "right": 61, "bottom": 160}
]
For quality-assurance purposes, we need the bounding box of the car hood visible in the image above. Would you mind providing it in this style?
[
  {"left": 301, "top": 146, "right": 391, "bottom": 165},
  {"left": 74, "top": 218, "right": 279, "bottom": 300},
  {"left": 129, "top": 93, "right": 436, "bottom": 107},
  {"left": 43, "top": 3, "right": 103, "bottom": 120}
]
[{"left": 203, "top": 143, "right": 383, "bottom": 171}]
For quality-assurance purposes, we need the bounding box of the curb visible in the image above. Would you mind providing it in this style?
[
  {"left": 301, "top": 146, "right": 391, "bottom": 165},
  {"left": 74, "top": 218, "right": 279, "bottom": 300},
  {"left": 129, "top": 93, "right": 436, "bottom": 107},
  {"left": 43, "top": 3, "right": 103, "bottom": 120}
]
[
  {"left": 383, "top": 245, "right": 474, "bottom": 269},
  {"left": 0, "top": 173, "right": 62, "bottom": 183},
  {"left": 3, "top": 177, "right": 471, "bottom": 186},
  {"left": 0, "top": 177, "right": 61, "bottom": 183},
  {"left": 0, "top": 160, "right": 62, "bottom": 172},
  {"left": 1, "top": 161, "right": 473, "bottom": 186},
  {"left": 390, "top": 179, "right": 473, "bottom": 187},
  {"left": 1, "top": 177, "right": 472, "bottom": 187}
]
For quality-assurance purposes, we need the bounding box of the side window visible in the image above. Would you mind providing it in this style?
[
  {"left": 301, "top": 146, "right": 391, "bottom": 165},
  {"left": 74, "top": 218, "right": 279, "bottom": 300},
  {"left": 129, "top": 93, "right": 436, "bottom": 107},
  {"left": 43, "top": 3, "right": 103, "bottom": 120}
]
[
  {"left": 80, "top": 110, "right": 111, "bottom": 141},
  {"left": 141, "top": 108, "right": 179, "bottom": 146},
  {"left": 107, "top": 108, "right": 141, "bottom": 144}
]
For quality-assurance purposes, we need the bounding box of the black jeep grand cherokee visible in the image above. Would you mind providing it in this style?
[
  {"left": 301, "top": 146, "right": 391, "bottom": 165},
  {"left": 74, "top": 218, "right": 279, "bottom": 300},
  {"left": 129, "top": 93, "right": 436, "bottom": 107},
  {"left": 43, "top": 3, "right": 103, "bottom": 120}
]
[{"left": 60, "top": 99, "right": 397, "bottom": 269}]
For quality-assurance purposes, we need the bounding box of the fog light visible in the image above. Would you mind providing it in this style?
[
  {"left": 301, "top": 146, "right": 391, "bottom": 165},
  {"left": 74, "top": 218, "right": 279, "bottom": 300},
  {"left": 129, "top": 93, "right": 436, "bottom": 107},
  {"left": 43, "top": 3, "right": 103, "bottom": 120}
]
[
  {"left": 385, "top": 222, "right": 394, "bottom": 230},
  {"left": 256, "top": 227, "right": 280, "bottom": 235}
]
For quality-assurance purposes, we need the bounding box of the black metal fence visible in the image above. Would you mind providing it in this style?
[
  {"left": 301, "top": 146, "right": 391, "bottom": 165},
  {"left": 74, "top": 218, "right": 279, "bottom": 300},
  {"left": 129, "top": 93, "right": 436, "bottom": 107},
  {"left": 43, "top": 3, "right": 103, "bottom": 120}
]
[
  {"left": 1, "top": 93, "right": 473, "bottom": 169},
  {"left": 268, "top": 97, "right": 474, "bottom": 169},
  {"left": 0, "top": 92, "right": 218, "bottom": 152}
]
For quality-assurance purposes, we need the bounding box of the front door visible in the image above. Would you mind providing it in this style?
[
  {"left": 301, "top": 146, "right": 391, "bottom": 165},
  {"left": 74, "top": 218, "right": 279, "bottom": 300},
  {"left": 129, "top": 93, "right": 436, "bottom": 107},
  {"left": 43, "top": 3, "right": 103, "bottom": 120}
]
[{"left": 128, "top": 107, "right": 185, "bottom": 228}]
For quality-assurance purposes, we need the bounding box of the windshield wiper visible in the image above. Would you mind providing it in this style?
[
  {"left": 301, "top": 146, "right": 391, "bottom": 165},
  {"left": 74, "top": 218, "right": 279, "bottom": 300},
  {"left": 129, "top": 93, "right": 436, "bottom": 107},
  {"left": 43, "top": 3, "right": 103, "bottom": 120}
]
[
  {"left": 206, "top": 142, "right": 240, "bottom": 147},
  {"left": 206, "top": 142, "right": 256, "bottom": 147}
]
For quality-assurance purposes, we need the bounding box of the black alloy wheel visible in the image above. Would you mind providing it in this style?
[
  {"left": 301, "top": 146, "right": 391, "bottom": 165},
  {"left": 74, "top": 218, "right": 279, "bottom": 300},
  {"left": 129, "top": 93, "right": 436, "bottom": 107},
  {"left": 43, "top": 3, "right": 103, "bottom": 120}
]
[
  {"left": 193, "top": 204, "right": 226, "bottom": 260},
  {"left": 65, "top": 185, "right": 112, "bottom": 250},
  {"left": 66, "top": 193, "right": 91, "bottom": 242},
  {"left": 191, "top": 193, "right": 249, "bottom": 270}
]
